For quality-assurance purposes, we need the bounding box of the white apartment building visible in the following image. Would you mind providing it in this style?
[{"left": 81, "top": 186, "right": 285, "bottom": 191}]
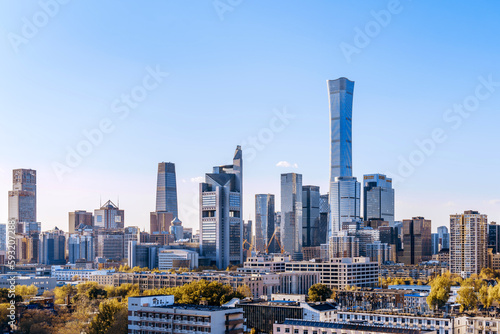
[{"left": 158, "top": 249, "right": 199, "bottom": 270}]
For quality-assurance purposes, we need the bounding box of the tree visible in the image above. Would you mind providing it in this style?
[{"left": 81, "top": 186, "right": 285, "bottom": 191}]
[
  {"left": 308, "top": 284, "right": 332, "bottom": 302},
  {"left": 15, "top": 285, "right": 38, "bottom": 299},
  {"left": 54, "top": 284, "right": 77, "bottom": 304},
  {"left": 426, "top": 273, "right": 452, "bottom": 310},
  {"left": 457, "top": 278, "right": 478, "bottom": 312},
  {"left": 87, "top": 299, "right": 127, "bottom": 334},
  {"left": 236, "top": 284, "right": 252, "bottom": 298}
]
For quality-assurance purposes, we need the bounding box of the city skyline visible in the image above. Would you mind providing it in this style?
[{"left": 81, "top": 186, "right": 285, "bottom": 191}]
[{"left": 2, "top": 2, "right": 500, "bottom": 234}]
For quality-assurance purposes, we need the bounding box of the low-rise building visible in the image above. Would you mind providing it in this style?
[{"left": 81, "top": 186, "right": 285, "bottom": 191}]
[
  {"left": 158, "top": 249, "right": 199, "bottom": 270},
  {"left": 51, "top": 266, "right": 114, "bottom": 281},
  {"left": 454, "top": 315, "right": 500, "bottom": 334},
  {"left": 241, "top": 255, "right": 290, "bottom": 273},
  {"left": 0, "top": 274, "right": 57, "bottom": 295},
  {"left": 128, "top": 295, "right": 244, "bottom": 334}
]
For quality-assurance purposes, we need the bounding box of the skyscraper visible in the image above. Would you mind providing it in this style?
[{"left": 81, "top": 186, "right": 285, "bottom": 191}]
[
  {"left": 329, "top": 176, "right": 361, "bottom": 235},
  {"left": 156, "top": 162, "right": 178, "bottom": 218},
  {"left": 319, "top": 194, "right": 329, "bottom": 246},
  {"left": 401, "top": 217, "right": 432, "bottom": 265},
  {"left": 94, "top": 200, "right": 124, "bottom": 229},
  {"left": 68, "top": 234, "right": 94, "bottom": 263},
  {"left": 39, "top": 227, "right": 66, "bottom": 265},
  {"left": 437, "top": 225, "right": 450, "bottom": 250},
  {"left": 328, "top": 78, "right": 356, "bottom": 238},
  {"left": 450, "top": 210, "right": 488, "bottom": 277},
  {"left": 280, "top": 173, "right": 302, "bottom": 260},
  {"left": 302, "top": 186, "right": 320, "bottom": 247},
  {"left": 68, "top": 210, "right": 93, "bottom": 233},
  {"left": 488, "top": 222, "right": 500, "bottom": 253},
  {"left": 199, "top": 146, "right": 243, "bottom": 269},
  {"left": 363, "top": 174, "right": 395, "bottom": 223},
  {"left": 8, "top": 169, "right": 36, "bottom": 223},
  {"left": 255, "top": 194, "right": 275, "bottom": 253}
]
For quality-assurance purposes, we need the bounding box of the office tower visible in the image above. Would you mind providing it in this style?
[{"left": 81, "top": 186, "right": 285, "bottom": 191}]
[
  {"left": 379, "top": 225, "right": 399, "bottom": 262},
  {"left": 68, "top": 210, "right": 93, "bottom": 233},
  {"left": 8, "top": 169, "right": 36, "bottom": 223},
  {"left": 319, "top": 194, "right": 329, "bottom": 245},
  {"left": 39, "top": 227, "right": 66, "bottom": 265},
  {"left": 18, "top": 221, "right": 41, "bottom": 235},
  {"left": 15, "top": 233, "right": 39, "bottom": 263},
  {"left": 328, "top": 77, "right": 355, "bottom": 237},
  {"left": 243, "top": 220, "right": 252, "bottom": 244},
  {"left": 255, "top": 194, "right": 275, "bottom": 253},
  {"left": 96, "top": 229, "right": 124, "bottom": 260},
  {"left": 354, "top": 227, "right": 379, "bottom": 256},
  {"left": 199, "top": 146, "right": 243, "bottom": 269},
  {"left": 437, "top": 225, "right": 450, "bottom": 250},
  {"left": 94, "top": 200, "right": 124, "bottom": 229},
  {"left": 150, "top": 211, "right": 174, "bottom": 234},
  {"left": 450, "top": 210, "right": 488, "bottom": 277},
  {"left": 156, "top": 162, "right": 178, "bottom": 217},
  {"left": 431, "top": 233, "right": 440, "bottom": 255},
  {"left": 488, "top": 222, "right": 500, "bottom": 253},
  {"left": 366, "top": 241, "right": 392, "bottom": 265},
  {"left": 68, "top": 234, "right": 94, "bottom": 263},
  {"left": 128, "top": 241, "right": 161, "bottom": 269},
  {"left": 401, "top": 217, "right": 432, "bottom": 265},
  {"left": 330, "top": 176, "right": 361, "bottom": 235},
  {"left": 302, "top": 186, "right": 320, "bottom": 247},
  {"left": 280, "top": 173, "right": 303, "bottom": 260},
  {"left": 0, "top": 224, "right": 5, "bottom": 252},
  {"left": 124, "top": 226, "right": 140, "bottom": 259},
  {"left": 169, "top": 218, "right": 183, "bottom": 241},
  {"left": 329, "top": 231, "right": 359, "bottom": 258},
  {"left": 363, "top": 174, "right": 395, "bottom": 224}
]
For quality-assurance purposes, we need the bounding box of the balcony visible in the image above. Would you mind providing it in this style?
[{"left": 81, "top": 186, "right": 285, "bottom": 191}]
[{"left": 226, "top": 319, "right": 244, "bottom": 326}]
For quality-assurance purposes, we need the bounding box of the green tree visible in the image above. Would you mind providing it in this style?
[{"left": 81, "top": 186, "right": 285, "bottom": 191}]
[
  {"left": 308, "top": 283, "right": 332, "bottom": 302},
  {"left": 426, "top": 273, "right": 452, "bottom": 310},
  {"left": 87, "top": 299, "right": 127, "bottom": 334}
]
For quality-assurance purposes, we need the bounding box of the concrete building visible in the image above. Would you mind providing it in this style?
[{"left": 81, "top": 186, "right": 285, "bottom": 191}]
[
  {"left": 281, "top": 173, "right": 303, "bottom": 260},
  {"left": 450, "top": 210, "right": 488, "bottom": 277},
  {"left": 68, "top": 210, "right": 93, "bottom": 233},
  {"left": 329, "top": 232, "right": 359, "bottom": 258},
  {"left": 158, "top": 249, "right": 199, "bottom": 270},
  {"left": 0, "top": 274, "right": 56, "bottom": 295},
  {"left": 366, "top": 241, "right": 392, "bottom": 265},
  {"left": 150, "top": 211, "right": 174, "bottom": 234},
  {"left": 50, "top": 267, "right": 113, "bottom": 281},
  {"left": 169, "top": 217, "right": 184, "bottom": 241},
  {"left": 285, "top": 257, "right": 379, "bottom": 289},
  {"left": 96, "top": 229, "right": 124, "bottom": 261},
  {"left": 0, "top": 224, "right": 6, "bottom": 252},
  {"left": 128, "top": 241, "right": 161, "bottom": 269},
  {"left": 128, "top": 295, "right": 244, "bottom": 334},
  {"left": 8, "top": 169, "right": 37, "bottom": 225},
  {"left": 200, "top": 146, "right": 243, "bottom": 269},
  {"left": 242, "top": 255, "right": 289, "bottom": 273},
  {"left": 94, "top": 200, "right": 124, "bottom": 229}
]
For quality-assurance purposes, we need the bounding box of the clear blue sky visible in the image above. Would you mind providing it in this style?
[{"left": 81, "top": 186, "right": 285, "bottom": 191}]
[{"left": 1, "top": 1, "right": 499, "bottom": 233}]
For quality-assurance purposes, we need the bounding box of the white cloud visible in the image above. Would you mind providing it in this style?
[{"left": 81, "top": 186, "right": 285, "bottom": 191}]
[
  {"left": 276, "top": 161, "right": 298, "bottom": 168},
  {"left": 190, "top": 176, "right": 204, "bottom": 183}
]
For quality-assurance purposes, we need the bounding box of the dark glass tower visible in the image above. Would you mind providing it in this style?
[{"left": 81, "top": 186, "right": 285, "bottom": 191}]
[
  {"left": 302, "top": 186, "right": 320, "bottom": 247},
  {"left": 255, "top": 194, "right": 275, "bottom": 253},
  {"left": 156, "top": 162, "right": 178, "bottom": 218}
]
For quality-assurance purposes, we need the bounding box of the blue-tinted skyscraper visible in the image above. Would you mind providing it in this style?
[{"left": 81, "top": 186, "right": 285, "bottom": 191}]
[
  {"left": 302, "top": 186, "right": 320, "bottom": 247},
  {"left": 255, "top": 194, "right": 275, "bottom": 253},
  {"left": 328, "top": 78, "right": 359, "bottom": 237},
  {"left": 281, "top": 173, "right": 302, "bottom": 260},
  {"left": 363, "top": 174, "right": 395, "bottom": 224},
  {"left": 200, "top": 146, "right": 243, "bottom": 269},
  {"left": 156, "top": 162, "right": 178, "bottom": 218}
]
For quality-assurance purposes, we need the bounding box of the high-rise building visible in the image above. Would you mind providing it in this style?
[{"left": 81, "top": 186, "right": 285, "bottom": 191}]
[
  {"left": 94, "top": 200, "right": 124, "bottom": 229},
  {"left": 319, "top": 194, "right": 329, "bottom": 246},
  {"left": 199, "top": 146, "right": 243, "bottom": 269},
  {"left": 68, "top": 234, "right": 94, "bottom": 263},
  {"left": 488, "top": 222, "right": 500, "bottom": 253},
  {"left": 437, "top": 225, "right": 450, "bottom": 250},
  {"left": 280, "top": 173, "right": 302, "bottom": 260},
  {"left": 353, "top": 226, "right": 379, "bottom": 257},
  {"left": 450, "top": 210, "right": 488, "bottom": 277},
  {"left": 366, "top": 241, "right": 392, "bottom": 265},
  {"left": 96, "top": 229, "right": 125, "bottom": 260},
  {"left": 39, "top": 227, "right": 66, "bottom": 265},
  {"left": 0, "top": 224, "right": 5, "bottom": 252},
  {"left": 68, "top": 210, "right": 93, "bottom": 233},
  {"left": 8, "top": 169, "right": 36, "bottom": 223},
  {"left": 401, "top": 217, "right": 432, "bottom": 265},
  {"left": 363, "top": 174, "right": 395, "bottom": 224},
  {"left": 128, "top": 241, "right": 161, "bottom": 269},
  {"left": 431, "top": 233, "right": 440, "bottom": 255},
  {"left": 255, "top": 194, "right": 275, "bottom": 253},
  {"left": 150, "top": 211, "right": 174, "bottom": 234},
  {"left": 328, "top": 78, "right": 355, "bottom": 237},
  {"left": 302, "top": 186, "right": 320, "bottom": 247},
  {"left": 329, "top": 176, "right": 361, "bottom": 235},
  {"left": 155, "top": 162, "right": 178, "bottom": 217},
  {"left": 169, "top": 218, "right": 183, "bottom": 241},
  {"left": 329, "top": 231, "right": 359, "bottom": 258}
]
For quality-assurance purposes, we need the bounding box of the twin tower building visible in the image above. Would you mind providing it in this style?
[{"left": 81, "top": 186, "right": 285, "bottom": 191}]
[{"left": 196, "top": 78, "right": 395, "bottom": 269}]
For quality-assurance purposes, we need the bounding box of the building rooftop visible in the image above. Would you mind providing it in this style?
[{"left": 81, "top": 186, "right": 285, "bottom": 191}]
[
  {"left": 307, "top": 302, "right": 337, "bottom": 311},
  {"left": 281, "top": 320, "right": 428, "bottom": 333}
]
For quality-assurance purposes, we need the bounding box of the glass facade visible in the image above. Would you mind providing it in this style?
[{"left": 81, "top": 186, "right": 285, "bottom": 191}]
[
  {"left": 329, "top": 176, "right": 360, "bottom": 236},
  {"left": 280, "top": 173, "right": 302, "bottom": 259},
  {"left": 363, "top": 173, "right": 395, "bottom": 224},
  {"left": 255, "top": 194, "right": 275, "bottom": 253},
  {"left": 401, "top": 217, "right": 432, "bottom": 265},
  {"left": 8, "top": 169, "right": 37, "bottom": 223},
  {"left": 156, "top": 162, "right": 178, "bottom": 218},
  {"left": 302, "top": 186, "right": 320, "bottom": 247}
]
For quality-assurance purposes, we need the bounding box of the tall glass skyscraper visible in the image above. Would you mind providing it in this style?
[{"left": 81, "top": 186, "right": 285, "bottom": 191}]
[
  {"left": 328, "top": 78, "right": 359, "bottom": 237},
  {"left": 156, "top": 162, "right": 178, "bottom": 218},
  {"left": 302, "top": 186, "right": 320, "bottom": 247},
  {"left": 8, "top": 169, "right": 37, "bottom": 223},
  {"left": 200, "top": 146, "right": 243, "bottom": 269},
  {"left": 255, "top": 194, "right": 275, "bottom": 253},
  {"left": 280, "top": 173, "right": 302, "bottom": 260},
  {"left": 363, "top": 174, "right": 395, "bottom": 224}
]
